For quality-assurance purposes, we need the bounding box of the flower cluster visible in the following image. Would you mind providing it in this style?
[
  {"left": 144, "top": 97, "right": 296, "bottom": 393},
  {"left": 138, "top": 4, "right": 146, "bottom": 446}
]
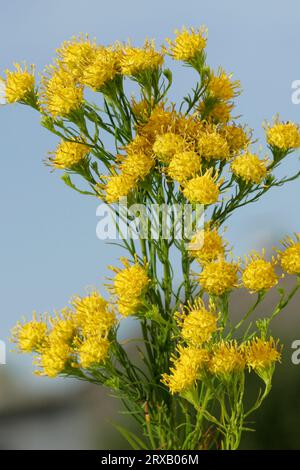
[
  {"left": 161, "top": 345, "right": 209, "bottom": 394},
  {"left": 12, "top": 292, "right": 116, "bottom": 377},
  {"left": 162, "top": 336, "right": 281, "bottom": 394}
]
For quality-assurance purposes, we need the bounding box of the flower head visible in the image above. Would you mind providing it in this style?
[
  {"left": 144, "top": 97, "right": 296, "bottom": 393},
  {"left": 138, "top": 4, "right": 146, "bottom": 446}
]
[
  {"left": 242, "top": 251, "right": 278, "bottom": 292},
  {"left": 72, "top": 291, "right": 116, "bottom": 337},
  {"left": 109, "top": 258, "right": 150, "bottom": 316},
  {"left": 56, "top": 35, "right": 97, "bottom": 81},
  {"left": 153, "top": 132, "right": 187, "bottom": 163},
  {"left": 49, "top": 140, "right": 89, "bottom": 169},
  {"left": 208, "top": 69, "right": 240, "bottom": 101},
  {"left": 138, "top": 104, "right": 177, "bottom": 140},
  {"left": 265, "top": 120, "right": 300, "bottom": 150},
  {"left": 199, "top": 259, "right": 239, "bottom": 296},
  {"left": 131, "top": 97, "right": 155, "bottom": 123},
  {"left": 48, "top": 310, "right": 77, "bottom": 344},
  {"left": 162, "top": 345, "right": 209, "bottom": 394},
  {"left": 166, "top": 26, "right": 207, "bottom": 62},
  {"left": 120, "top": 152, "right": 155, "bottom": 181},
  {"left": 245, "top": 337, "right": 281, "bottom": 372},
  {"left": 198, "top": 131, "right": 230, "bottom": 160},
  {"left": 189, "top": 226, "right": 226, "bottom": 264},
  {"left": 231, "top": 152, "right": 267, "bottom": 184},
  {"left": 38, "top": 339, "right": 71, "bottom": 378},
  {"left": 39, "top": 64, "right": 83, "bottom": 118},
  {"left": 278, "top": 234, "right": 300, "bottom": 275},
  {"left": 120, "top": 40, "right": 163, "bottom": 76},
  {"left": 178, "top": 299, "right": 218, "bottom": 345},
  {"left": 81, "top": 46, "right": 120, "bottom": 90},
  {"left": 209, "top": 341, "right": 245, "bottom": 378},
  {"left": 167, "top": 150, "right": 201, "bottom": 183},
  {"left": 119, "top": 135, "right": 155, "bottom": 180},
  {"left": 201, "top": 101, "right": 234, "bottom": 124},
  {"left": 126, "top": 134, "right": 153, "bottom": 155},
  {"left": 11, "top": 314, "right": 48, "bottom": 353},
  {"left": 3, "top": 63, "right": 35, "bottom": 103},
  {"left": 174, "top": 114, "right": 204, "bottom": 142},
  {"left": 104, "top": 172, "right": 137, "bottom": 203},
  {"left": 182, "top": 170, "right": 221, "bottom": 205},
  {"left": 222, "top": 124, "right": 250, "bottom": 154},
  {"left": 76, "top": 336, "right": 110, "bottom": 368}
]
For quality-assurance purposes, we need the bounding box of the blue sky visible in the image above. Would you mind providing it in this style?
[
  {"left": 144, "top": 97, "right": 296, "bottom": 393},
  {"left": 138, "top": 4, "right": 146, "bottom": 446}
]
[{"left": 1, "top": 0, "right": 300, "bottom": 385}]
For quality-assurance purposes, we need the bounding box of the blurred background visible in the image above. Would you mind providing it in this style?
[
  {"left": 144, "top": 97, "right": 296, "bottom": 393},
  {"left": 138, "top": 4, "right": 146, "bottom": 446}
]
[{"left": 1, "top": 0, "right": 300, "bottom": 449}]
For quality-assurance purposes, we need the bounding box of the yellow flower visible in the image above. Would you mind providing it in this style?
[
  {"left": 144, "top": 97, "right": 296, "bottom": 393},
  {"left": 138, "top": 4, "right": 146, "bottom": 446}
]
[
  {"left": 199, "top": 259, "right": 239, "bottom": 296},
  {"left": 131, "top": 97, "right": 153, "bottom": 122},
  {"left": 265, "top": 120, "right": 300, "bottom": 150},
  {"left": 174, "top": 114, "right": 204, "bottom": 142},
  {"left": 126, "top": 134, "right": 153, "bottom": 155},
  {"left": 49, "top": 310, "right": 77, "bottom": 343},
  {"left": 210, "top": 101, "right": 234, "bottom": 123},
  {"left": 77, "top": 336, "right": 110, "bottom": 368},
  {"left": 39, "top": 64, "right": 83, "bottom": 118},
  {"left": 72, "top": 291, "right": 116, "bottom": 337},
  {"left": 120, "top": 152, "right": 154, "bottom": 181},
  {"left": 166, "top": 26, "right": 207, "bottom": 61},
  {"left": 161, "top": 345, "right": 209, "bottom": 394},
  {"left": 209, "top": 341, "right": 245, "bottom": 378},
  {"left": 198, "top": 131, "right": 230, "bottom": 160},
  {"left": 39, "top": 339, "right": 71, "bottom": 378},
  {"left": 3, "top": 63, "right": 35, "bottom": 103},
  {"left": 81, "top": 46, "right": 120, "bottom": 90},
  {"left": 222, "top": 124, "right": 250, "bottom": 154},
  {"left": 11, "top": 314, "right": 48, "bottom": 353},
  {"left": 109, "top": 258, "right": 150, "bottom": 317},
  {"left": 104, "top": 172, "right": 137, "bottom": 203},
  {"left": 182, "top": 170, "right": 221, "bottom": 205},
  {"left": 245, "top": 337, "right": 281, "bottom": 372},
  {"left": 231, "top": 152, "right": 267, "bottom": 184},
  {"left": 138, "top": 104, "right": 176, "bottom": 140},
  {"left": 120, "top": 40, "right": 163, "bottom": 76},
  {"left": 153, "top": 132, "right": 187, "bottom": 163},
  {"left": 178, "top": 299, "right": 218, "bottom": 345},
  {"left": 56, "top": 35, "right": 97, "bottom": 81},
  {"left": 278, "top": 234, "right": 300, "bottom": 275},
  {"left": 242, "top": 252, "right": 278, "bottom": 292},
  {"left": 208, "top": 69, "right": 240, "bottom": 101},
  {"left": 49, "top": 140, "right": 90, "bottom": 169},
  {"left": 199, "top": 100, "right": 233, "bottom": 124},
  {"left": 188, "top": 226, "right": 226, "bottom": 263},
  {"left": 167, "top": 151, "right": 201, "bottom": 183},
  {"left": 119, "top": 136, "right": 155, "bottom": 180}
]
